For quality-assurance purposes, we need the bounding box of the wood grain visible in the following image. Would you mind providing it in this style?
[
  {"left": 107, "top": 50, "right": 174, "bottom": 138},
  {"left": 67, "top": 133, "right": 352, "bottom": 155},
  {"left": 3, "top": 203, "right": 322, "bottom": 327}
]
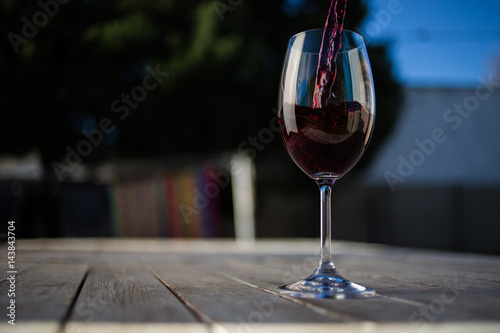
[
  {"left": 0, "top": 262, "right": 88, "bottom": 322},
  {"left": 1, "top": 239, "right": 499, "bottom": 333},
  {"left": 66, "top": 252, "right": 198, "bottom": 324}
]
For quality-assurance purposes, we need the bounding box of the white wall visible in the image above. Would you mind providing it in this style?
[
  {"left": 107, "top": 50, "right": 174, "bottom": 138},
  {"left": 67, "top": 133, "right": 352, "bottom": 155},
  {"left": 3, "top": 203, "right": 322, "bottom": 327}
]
[{"left": 365, "top": 87, "right": 500, "bottom": 190}]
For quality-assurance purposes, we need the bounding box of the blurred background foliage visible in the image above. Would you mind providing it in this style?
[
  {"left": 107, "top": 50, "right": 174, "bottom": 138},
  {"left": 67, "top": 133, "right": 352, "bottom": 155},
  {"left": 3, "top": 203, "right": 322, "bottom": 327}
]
[
  {"left": 3, "top": 1, "right": 499, "bottom": 254},
  {"left": 0, "top": 0, "right": 401, "bottom": 178}
]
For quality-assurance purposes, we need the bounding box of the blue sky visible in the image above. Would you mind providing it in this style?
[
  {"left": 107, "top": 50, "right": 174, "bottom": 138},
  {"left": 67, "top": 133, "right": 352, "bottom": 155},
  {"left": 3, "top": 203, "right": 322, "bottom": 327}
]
[{"left": 362, "top": 0, "right": 500, "bottom": 87}]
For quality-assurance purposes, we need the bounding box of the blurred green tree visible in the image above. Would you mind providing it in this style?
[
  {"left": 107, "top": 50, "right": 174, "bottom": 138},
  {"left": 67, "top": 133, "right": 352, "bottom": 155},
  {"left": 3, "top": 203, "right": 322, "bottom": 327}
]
[{"left": 0, "top": 0, "right": 401, "bottom": 180}]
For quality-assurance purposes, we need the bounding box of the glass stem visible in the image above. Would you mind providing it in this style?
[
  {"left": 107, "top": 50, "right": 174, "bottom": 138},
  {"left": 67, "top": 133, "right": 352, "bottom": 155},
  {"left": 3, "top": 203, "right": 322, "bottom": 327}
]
[{"left": 316, "top": 178, "right": 336, "bottom": 274}]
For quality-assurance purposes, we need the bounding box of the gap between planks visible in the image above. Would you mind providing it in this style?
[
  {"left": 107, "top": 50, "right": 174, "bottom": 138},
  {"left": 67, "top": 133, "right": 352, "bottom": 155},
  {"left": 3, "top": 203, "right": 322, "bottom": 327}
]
[
  {"left": 217, "top": 257, "right": 431, "bottom": 307},
  {"left": 217, "top": 271, "right": 369, "bottom": 323},
  {"left": 58, "top": 267, "right": 91, "bottom": 333},
  {"left": 144, "top": 261, "right": 224, "bottom": 333}
]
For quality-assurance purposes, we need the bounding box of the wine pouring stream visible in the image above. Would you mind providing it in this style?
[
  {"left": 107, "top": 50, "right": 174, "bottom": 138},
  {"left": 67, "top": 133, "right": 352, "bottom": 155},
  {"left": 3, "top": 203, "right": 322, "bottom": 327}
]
[{"left": 277, "top": 0, "right": 376, "bottom": 298}]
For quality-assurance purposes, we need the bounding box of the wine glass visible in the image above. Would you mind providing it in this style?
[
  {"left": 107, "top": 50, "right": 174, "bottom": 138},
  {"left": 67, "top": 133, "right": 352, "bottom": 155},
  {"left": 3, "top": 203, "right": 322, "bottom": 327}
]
[{"left": 277, "top": 29, "right": 376, "bottom": 299}]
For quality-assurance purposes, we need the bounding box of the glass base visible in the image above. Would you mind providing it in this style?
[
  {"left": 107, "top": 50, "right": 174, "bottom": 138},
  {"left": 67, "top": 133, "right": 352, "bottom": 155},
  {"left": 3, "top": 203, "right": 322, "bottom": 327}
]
[{"left": 278, "top": 268, "right": 376, "bottom": 299}]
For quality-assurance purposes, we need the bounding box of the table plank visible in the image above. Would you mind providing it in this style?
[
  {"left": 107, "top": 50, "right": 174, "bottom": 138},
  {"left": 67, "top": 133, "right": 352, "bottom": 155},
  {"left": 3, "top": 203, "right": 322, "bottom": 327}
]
[
  {"left": 66, "top": 252, "right": 200, "bottom": 324},
  {"left": 0, "top": 322, "right": 60, "bottom": 333},
  {"left": 155, "top": 248, "right": 500, "bottom": 324},
  {"left": 148, "top": 259, "right": 349, "bottom": 332},
  {"left": 278, "top": 256, "right": 499, "bottom": 320},
  {"left": 0, "top": 242, "right": 92, "bottom": 332},
  {"left": 195, "top": 257, "right": 429, "bottom": 323},
  {"left": 0, "top": 262, "right": 88, "bottom": 322},
  {"left": 2, "top": 239, "right": 499, "bottom": 333}
]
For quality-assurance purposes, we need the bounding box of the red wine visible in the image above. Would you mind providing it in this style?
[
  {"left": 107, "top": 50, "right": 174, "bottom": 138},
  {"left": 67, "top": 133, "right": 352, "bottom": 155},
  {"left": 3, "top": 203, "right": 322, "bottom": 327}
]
[
  {"left": 279, "top": 0, "right": 371, "bottom": 178},
  {"left": 314, "top": 0, "right": 347, "bottom": 108},
  {"left": 279, "top": 101, "right": 373, "bottom": 178}
]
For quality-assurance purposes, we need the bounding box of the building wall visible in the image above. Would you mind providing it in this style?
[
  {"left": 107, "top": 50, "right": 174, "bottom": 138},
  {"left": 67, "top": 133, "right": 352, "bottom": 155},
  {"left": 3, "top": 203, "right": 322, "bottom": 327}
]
[
  {"left": 365, "top": 87, "right": 500, "bottom": 187},
  {"left": 344, "top": 87, "right": 500, "bottom": 253},
  {"left": 255, "top": 87, "right": 500, "bottom": 254}
]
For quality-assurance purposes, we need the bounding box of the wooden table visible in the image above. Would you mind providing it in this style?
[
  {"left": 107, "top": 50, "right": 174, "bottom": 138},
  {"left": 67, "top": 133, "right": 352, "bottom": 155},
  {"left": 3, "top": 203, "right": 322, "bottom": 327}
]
[{"left": 1, "top": 238, "right": 500, "bottom": 332}]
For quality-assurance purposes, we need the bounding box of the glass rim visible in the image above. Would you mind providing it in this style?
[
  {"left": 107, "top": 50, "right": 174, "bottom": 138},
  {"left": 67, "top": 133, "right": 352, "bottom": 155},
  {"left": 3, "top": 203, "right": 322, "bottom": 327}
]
[{"left": 289, "top": 29, "right": 365, "bottom": 54}]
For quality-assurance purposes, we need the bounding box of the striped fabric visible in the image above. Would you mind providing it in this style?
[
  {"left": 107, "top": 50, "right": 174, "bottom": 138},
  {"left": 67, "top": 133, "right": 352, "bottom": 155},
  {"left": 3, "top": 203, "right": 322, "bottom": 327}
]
[{"left": 109, "top": 164, "right": 224, "bottom": 237}]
